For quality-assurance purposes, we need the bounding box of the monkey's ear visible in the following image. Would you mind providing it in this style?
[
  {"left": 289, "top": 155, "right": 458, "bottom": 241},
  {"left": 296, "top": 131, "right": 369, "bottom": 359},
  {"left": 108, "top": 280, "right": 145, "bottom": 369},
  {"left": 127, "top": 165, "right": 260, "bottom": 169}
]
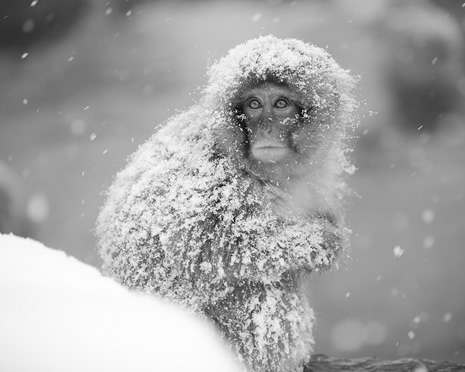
[{"left": 233, "top": 105, "right": 247, "bottom": 122}]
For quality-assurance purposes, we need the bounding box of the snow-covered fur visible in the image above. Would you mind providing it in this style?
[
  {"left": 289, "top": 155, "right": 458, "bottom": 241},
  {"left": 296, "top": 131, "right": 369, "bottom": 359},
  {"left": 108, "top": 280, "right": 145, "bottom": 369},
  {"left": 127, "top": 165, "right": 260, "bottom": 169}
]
[{"left": 96, "top": 36, "right": 358, "bottom": 372}]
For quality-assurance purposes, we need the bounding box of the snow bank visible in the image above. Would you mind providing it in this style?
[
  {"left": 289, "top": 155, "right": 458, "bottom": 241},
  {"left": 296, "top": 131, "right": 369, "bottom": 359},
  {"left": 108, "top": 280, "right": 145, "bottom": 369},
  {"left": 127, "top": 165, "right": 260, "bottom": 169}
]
[{"left": 0, "top": 233, "right": 241, "bottom": 372}]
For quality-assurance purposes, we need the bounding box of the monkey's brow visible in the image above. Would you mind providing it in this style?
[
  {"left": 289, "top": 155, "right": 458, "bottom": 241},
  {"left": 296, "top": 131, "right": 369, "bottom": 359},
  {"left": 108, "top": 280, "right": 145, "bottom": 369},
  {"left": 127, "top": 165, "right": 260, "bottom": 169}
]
[
  {"left": 293, "top": 100, "right": 307, "bottom": 109},
  {"left": 234, "top": 99, "right": 250, "bottom": 108}
]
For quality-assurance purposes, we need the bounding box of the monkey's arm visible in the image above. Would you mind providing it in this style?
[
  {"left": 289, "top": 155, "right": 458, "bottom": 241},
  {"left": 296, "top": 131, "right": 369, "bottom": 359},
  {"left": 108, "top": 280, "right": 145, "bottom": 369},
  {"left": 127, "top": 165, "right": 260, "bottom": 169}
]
[
  {"left": 188, "top": 191, "right": 346, "bottom": 285},
  {"left": 230, "top": 215, "right": 344, "bottom": 282}
]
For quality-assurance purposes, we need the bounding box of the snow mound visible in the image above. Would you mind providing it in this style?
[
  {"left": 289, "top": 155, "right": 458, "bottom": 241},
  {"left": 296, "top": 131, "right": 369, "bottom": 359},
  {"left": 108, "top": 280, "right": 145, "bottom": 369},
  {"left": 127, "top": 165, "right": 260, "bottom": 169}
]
[
  {"left": 0, "top": 233, "right": 242, "bottom": 372},
  {"left": 204, "top": 35, "right": 357, "bottom": 119}
]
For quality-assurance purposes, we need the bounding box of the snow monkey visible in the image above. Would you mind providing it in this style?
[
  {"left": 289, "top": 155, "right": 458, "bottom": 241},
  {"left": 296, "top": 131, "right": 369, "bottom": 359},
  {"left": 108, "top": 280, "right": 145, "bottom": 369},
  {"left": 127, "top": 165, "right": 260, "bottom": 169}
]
[{"left": 96, "top": 36, "right": 358, "bottom": 372}]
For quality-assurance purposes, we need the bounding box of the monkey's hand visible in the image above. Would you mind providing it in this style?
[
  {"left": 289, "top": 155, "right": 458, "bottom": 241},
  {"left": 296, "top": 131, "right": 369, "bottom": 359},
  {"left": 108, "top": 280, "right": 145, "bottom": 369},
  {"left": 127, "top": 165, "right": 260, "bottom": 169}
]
[
  {"left": 236, "top": 215, "right": 343, "bottom": 282},
  {"left": 187, "top": 206, "right": 345, "bottom": 286}
]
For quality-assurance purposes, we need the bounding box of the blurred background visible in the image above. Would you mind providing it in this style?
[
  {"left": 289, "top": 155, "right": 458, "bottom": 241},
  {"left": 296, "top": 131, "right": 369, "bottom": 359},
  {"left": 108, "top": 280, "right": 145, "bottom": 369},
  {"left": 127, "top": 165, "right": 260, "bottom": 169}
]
[{"left": 0, "top": 0, "right": 464, "bottom": 363}]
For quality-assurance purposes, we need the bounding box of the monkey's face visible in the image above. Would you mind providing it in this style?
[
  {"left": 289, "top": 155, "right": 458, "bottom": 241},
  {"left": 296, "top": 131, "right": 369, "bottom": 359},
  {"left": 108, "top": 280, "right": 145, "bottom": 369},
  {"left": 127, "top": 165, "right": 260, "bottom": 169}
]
[{"left": 236, "top": 82, "right": 307, "bottom": 164}]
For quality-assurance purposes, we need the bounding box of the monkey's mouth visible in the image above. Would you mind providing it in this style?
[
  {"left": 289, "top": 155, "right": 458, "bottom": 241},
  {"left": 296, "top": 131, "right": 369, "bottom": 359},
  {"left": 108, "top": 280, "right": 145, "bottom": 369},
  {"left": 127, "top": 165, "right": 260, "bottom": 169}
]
[{"left": 252, "top": 145, "right": 290, "bottom": 162}]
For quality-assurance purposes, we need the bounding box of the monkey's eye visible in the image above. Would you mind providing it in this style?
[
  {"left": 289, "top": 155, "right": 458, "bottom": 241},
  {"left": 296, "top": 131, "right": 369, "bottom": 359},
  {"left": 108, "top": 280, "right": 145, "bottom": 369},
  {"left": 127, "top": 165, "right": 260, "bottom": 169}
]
[
  {"left": 274, "top": 98, "right": 289, "bottom": 109},
  {"left": 248, "top": 99, "right": 262, "bottom": 109}
]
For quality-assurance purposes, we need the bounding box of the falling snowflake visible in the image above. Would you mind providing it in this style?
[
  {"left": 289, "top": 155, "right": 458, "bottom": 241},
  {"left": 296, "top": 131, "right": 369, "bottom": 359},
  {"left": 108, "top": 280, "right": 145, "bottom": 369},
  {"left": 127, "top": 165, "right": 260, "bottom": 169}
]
[
  {"left": 422, "top": 209, "right": 434, "bottom": 223},
  {"left": 393, "top": 245, "right": 405, "bottom": 258},
  {"left": 423, "top": 235, "right": 434, "bottom": 249},
  {"left": 443, "top": 312, "right": 452, "bottom": 323},
  {"left": 26, "top": 193, "right": 49, "bottom": 223},
  {"left": 251, "top": 13, "right": 262, "bottom": 22}
]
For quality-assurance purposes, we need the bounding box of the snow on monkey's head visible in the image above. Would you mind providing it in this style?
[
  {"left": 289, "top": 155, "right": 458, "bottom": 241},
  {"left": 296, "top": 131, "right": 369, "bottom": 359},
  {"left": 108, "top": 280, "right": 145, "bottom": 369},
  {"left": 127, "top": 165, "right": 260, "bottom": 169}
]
[{"left": 202, "top": 35, "right": 358, "bottom": 185}]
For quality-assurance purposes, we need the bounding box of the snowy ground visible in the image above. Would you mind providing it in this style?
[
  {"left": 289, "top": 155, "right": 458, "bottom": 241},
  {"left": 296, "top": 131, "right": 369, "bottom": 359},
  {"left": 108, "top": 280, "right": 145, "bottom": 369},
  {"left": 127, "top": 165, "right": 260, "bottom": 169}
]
[
  {"left": 0, "top": 233, "right": 241, "bottom": 372},
  {"left": 0, "top": 0, "right": 464, "bottom": 363}
]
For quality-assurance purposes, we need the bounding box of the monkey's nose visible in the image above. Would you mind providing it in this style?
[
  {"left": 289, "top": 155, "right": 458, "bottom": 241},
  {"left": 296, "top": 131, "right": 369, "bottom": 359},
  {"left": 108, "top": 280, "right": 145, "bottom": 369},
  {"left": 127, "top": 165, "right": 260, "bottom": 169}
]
[{"left": 263, "top": 122, "right": 273, "bottom": 133}]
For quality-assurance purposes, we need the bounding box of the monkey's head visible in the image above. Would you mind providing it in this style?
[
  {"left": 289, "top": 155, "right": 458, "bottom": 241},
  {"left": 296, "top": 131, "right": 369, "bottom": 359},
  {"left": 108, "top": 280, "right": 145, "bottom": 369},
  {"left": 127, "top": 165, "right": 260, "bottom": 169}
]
[{"left": 203, "top": 36, "right": 358, "bottom": 185}]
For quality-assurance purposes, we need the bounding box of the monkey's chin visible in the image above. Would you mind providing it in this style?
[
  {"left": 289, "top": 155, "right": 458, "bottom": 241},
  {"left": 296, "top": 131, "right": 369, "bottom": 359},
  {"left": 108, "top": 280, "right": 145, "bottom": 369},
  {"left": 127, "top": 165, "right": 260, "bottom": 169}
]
[{"left": 251, "top": 147, "right": 290, "bottom": 163}]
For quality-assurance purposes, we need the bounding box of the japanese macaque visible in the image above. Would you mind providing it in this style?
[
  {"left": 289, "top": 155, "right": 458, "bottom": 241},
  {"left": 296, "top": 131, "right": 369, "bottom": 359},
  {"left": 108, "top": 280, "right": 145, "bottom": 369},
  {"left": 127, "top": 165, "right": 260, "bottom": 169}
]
[{"left": 96, "top": 36, "right": 358, "bottom": 372}]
